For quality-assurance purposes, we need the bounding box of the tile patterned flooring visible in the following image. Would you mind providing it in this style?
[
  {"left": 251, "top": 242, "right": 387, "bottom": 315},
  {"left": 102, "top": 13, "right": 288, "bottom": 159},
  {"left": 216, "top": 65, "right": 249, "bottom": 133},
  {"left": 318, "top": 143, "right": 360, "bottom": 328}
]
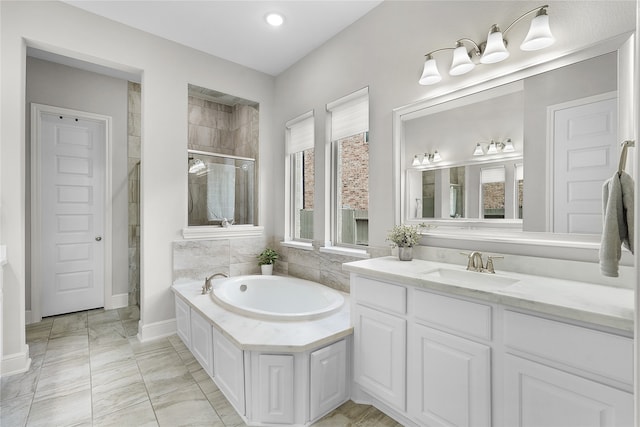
[{"left": 1, "top": 307, "right": 402, "bottom": 427}]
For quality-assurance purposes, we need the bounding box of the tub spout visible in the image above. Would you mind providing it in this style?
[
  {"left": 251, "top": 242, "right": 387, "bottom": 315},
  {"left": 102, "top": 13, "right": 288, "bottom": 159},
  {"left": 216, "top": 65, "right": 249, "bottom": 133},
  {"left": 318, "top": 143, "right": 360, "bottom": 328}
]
[{"left": 202, "top": 272, "right": 228, "bottom": 294}]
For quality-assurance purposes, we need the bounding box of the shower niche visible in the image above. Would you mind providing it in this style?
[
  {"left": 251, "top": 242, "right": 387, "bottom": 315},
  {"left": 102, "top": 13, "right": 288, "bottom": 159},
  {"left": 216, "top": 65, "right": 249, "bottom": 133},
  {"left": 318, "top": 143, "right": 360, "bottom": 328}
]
[{"left": 186, "top": 84, "right": 259, "bottom": 228}]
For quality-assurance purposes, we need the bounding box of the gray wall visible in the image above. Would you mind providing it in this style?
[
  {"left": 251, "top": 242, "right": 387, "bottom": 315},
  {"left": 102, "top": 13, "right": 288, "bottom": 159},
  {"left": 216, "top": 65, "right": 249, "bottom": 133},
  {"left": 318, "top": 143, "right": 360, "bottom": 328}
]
[
  {"left": 273, "top": 1, "right": 634, "bottom": 250},
  {"left": 25, "top": 56, "right": 130, "bottom": 307}
]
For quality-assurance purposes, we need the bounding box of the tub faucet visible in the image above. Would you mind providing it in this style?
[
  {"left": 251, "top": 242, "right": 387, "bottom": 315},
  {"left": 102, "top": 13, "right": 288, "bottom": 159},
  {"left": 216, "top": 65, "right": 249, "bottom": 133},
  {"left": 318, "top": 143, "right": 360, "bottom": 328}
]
[{"left": 202, "top": 272, "right": 228, "bottom": 294}]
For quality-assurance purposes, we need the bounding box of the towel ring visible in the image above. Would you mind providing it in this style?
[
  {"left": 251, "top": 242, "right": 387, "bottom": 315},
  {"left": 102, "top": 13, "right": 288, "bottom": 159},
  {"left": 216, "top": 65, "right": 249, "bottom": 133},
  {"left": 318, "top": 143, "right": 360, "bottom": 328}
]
[{"left": 618, "top": 140, "right": 635, "bottom": 175}]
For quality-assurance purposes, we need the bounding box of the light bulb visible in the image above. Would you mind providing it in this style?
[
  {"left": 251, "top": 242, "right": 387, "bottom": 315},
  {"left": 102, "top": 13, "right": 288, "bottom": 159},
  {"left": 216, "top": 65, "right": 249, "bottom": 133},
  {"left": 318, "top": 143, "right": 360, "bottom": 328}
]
[
  {"left": 450, "top": 45, "right": 475, "bottom": 76},
  {"left": 481, "top": 25, "right": 509, "bottom": 64},
  {"left": 521, "top": 9, "right": 555, "bottom": 51},
  {"left": 473, "top": 143, "right": 484, "bottom": 156}
]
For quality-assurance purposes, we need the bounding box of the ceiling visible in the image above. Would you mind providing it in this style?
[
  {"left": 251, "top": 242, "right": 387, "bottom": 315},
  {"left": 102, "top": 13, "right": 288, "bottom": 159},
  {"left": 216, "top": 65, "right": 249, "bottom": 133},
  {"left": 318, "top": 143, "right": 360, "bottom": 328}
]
[{"left": 61, "top": 0, "right": 383, "bottom": 76}]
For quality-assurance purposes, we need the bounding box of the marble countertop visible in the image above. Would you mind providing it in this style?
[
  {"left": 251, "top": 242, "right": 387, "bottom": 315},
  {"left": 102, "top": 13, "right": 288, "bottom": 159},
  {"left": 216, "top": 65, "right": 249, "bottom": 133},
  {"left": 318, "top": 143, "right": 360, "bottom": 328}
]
[
  {"left": 343, "top": 257, "right": 634, "bottom": 332},
  {"left": 171, "top": 280, "right": 353, "bottom": 352}
]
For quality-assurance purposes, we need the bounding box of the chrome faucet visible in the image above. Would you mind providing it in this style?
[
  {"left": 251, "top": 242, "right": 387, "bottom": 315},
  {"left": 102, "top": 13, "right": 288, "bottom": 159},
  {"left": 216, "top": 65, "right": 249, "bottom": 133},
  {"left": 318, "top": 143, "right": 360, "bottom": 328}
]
[{"left": 202, "top": 272, "right": 228, "bottom": 294}]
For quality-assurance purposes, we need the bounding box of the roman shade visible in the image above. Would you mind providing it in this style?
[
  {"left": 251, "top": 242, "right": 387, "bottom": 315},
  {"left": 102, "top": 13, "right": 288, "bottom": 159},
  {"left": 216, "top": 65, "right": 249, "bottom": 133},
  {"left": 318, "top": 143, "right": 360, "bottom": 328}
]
[
  {"left": 286, "top": 111, "right": 314, "bottom": 155},
  {"left": 327, "top": 87, "right": 369, "bottom": 141}
]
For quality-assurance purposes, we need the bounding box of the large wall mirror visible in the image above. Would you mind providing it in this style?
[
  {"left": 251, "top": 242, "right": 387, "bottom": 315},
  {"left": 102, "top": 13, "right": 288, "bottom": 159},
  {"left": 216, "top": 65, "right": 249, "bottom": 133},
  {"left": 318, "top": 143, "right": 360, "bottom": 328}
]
[{"left": 394, "top": 32, "right": 635, "bottom": 247}]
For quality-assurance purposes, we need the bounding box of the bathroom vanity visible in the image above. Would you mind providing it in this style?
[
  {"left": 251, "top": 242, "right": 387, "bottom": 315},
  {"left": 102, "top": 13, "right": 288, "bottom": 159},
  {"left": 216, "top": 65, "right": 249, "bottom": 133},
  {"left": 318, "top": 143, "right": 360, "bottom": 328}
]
[
  {"left": 171, "top": 280, "right": 352, "bottom": 426},
  {"left": 344, "top": 257, "right": 634, "bottom": 427}
]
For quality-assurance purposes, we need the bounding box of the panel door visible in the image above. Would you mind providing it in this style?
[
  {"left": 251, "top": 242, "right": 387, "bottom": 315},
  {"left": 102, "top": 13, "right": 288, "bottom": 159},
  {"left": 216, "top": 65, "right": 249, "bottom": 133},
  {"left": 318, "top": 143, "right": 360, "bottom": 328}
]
[
  {"left": 354, "top": 304, "right": 406, "bottom": 410},
  {"left": 257, "top": 354, "right": 295, "bottom": 424},
  {"left": 504, "top": 355, "right": 633, "bottom": 427},
  {"left": 552, "top": 95, "right": 617, "bottom": 233},
  {"left": 175, "top": 296, "right": 191, "bottom": 348},
  {"left": 190, "top": 309, "right": 213, "bottom": 377},
  {"left": 213, "top": 327, "right": 245, "bottom": 414},
  {"left": 310, "top": 339, "right": 348, "bottom": 420},
  {"left": 409, "top": 324, "right": 491, "bottom": 427},
  {"left": 39, "top": 111, "right": 105, "bottom": 316}
]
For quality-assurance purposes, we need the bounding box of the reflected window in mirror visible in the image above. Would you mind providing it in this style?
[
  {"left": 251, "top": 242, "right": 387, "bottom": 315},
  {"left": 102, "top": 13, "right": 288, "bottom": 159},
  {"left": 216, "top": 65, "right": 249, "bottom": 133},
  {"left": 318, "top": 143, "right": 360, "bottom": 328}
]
[
  {"left": 286, "top": 112, "right": 315, "bottom": 241},
  {"left": 481, "top": 166, "right": 505, "bottom": 219},
  {"left": 515, "top": 163, "right": 524, "bottom": 219},
  {"left": 449, "top": 167, "right": 465, "bottom": 218}
]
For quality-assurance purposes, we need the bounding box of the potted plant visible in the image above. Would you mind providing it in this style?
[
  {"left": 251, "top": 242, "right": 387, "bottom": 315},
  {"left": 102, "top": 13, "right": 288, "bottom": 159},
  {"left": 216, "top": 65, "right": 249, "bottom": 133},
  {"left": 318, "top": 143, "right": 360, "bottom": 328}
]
[
  {"left": 386, "top": 223, "right": 424, "bottom": 261},
  {"left": 257, "top": 248, "right": 279, "bottom": 275}
]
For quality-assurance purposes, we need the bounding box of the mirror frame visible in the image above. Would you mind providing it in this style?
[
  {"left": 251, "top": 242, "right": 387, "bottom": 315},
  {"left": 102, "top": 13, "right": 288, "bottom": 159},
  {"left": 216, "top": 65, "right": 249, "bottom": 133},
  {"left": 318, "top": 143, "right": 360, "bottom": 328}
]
[{"left": 392, "top": 32, "right": 635, "bottom": 252}]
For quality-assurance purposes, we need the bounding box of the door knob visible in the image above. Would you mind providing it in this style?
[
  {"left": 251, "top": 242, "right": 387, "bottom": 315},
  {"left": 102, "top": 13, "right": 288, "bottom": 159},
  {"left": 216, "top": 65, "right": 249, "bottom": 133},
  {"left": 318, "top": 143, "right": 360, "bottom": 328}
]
[{"left": 95, "top": 236, "right": 102, "bottom": 242}]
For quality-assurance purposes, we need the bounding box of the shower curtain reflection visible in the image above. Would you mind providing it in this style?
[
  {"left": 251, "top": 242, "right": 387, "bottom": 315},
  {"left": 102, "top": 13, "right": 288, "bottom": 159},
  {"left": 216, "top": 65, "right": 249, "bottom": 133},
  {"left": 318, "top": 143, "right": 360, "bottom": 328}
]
[{"left": 188, "top": 150, "right": 255, "bottom": 226}]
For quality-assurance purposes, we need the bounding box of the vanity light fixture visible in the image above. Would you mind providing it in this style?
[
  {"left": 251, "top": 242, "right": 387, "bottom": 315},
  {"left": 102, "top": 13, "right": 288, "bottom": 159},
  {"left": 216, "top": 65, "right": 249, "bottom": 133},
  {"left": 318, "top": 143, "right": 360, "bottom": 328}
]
[
  {"left": 411, "top": 151, "right": 442, "bottom": 167},
  {"left": 474, "top": 139, "right": 515, "bottom": 156},
  {"left": 419, "top": 5, "right": 554, "bottom": 85}
]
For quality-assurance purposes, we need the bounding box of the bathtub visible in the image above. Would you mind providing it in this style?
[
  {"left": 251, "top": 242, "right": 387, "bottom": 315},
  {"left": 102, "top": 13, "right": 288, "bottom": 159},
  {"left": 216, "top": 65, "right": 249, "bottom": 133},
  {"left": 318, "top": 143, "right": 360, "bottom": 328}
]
[{"left": 211, "top": 275, "right": 345, "bottom": 321}]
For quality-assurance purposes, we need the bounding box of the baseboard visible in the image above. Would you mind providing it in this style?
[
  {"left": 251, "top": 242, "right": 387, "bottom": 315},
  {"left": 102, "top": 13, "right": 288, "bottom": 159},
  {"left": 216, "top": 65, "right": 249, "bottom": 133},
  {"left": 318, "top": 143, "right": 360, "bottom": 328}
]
[
  {"left": 2, "top": 346, "right": 31, "bottom": 377},
  {"left": 137, "top": 318, "right": 176, "bottom": 343},
  {"left": 110, "top": 293, "right": 129, "bottom": 309}
]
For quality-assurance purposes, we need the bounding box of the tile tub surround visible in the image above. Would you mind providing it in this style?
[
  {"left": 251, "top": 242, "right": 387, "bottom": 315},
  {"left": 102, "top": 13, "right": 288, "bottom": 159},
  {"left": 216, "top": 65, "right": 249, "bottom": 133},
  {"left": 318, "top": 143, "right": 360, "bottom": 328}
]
[
  {"left": 2, "top": 307, "right": 398, "bottom": 427},
  {"left": 343, "top": 257, "right": 634, "bottom": 332},
  {"left": 173, "top": 237, "right": 391, "bottom": 292},
  {"left": 172, "top": 280, "right": 352, "bottom": 351}
]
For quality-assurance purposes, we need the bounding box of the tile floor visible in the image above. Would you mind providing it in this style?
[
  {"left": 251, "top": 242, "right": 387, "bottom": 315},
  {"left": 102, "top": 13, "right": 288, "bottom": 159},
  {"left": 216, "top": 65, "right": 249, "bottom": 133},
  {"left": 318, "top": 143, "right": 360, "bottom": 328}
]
[{"left": 1, "top": 307, "right": 402, "bottom": 427}]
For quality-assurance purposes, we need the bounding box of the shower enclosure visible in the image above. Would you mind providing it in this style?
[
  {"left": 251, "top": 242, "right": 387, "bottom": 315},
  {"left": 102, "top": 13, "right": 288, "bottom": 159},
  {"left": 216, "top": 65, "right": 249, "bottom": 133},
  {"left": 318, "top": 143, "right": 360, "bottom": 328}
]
[{"left": 188, "top": 149, "right": 255, "bottom": 226}]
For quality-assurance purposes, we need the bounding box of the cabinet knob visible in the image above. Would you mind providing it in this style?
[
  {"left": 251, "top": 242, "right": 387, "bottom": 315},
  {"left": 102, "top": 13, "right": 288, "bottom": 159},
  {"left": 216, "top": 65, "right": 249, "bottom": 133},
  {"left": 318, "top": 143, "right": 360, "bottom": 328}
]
[{"left": 95, "top": 236, "right": 102, "bottom": 242}]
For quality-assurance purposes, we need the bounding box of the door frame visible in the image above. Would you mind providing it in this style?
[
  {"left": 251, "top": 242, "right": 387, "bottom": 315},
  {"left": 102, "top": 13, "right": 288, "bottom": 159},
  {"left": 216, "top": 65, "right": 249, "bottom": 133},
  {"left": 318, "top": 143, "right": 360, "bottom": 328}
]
[
  {"left": 545, "top": 91, "right": 618, "bottom": 233},
  {"left": 30, "top": 103, "right": 113, "bottom": 323}
]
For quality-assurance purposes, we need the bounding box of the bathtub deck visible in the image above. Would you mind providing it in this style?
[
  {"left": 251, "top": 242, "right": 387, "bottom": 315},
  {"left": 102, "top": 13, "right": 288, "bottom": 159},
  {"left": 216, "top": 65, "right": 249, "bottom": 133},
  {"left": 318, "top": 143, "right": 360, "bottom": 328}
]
[{"left": 172, "top": 280, "right": 353, "bottom": 352}]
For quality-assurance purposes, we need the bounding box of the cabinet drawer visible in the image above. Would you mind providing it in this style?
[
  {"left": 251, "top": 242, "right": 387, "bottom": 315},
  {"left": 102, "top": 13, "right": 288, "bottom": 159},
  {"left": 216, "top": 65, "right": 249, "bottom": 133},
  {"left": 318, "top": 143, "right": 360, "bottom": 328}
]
[
  {"left": 414, "top": 289, "right": 492, "bottom": 341},
  {"left": 354, "top": 276, "right": 406, "bottom": 314},
  {"left": 504, "top": 311, "right": 632, "bottom": 385}
]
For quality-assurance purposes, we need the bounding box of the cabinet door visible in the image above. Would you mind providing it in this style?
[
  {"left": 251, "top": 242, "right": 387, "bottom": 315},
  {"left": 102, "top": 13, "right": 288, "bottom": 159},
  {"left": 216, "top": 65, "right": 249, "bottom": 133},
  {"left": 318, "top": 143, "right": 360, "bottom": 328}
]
[
  {"left": 354, "top": 304, "right": 406, "bottom": 410},
  {"left": 213, "top": 327, "right": 245, "bottom": 414},
  {"left": 310, "top": 339, "right": 348, "bottom": 421},
  {"left": 504, "top": 355, "right": 633, "bottom": 427},
  {"left": 174, "top": 296, "right": 191, "bottom": 348},
  {"left": 257, "top": 354, "right": 294, "bottom": 424},
  {"left": 190, "top": 309, "right": 213, "bottom": 377},
  {"left": 409, "top": 324, "right": 490, "bottom": 427}
]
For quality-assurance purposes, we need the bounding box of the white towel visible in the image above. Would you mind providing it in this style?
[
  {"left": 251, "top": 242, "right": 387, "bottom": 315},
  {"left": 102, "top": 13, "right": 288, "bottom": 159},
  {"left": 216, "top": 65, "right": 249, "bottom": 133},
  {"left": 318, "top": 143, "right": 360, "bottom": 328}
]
[
  {"left": 599, "top": 171, "right": 634, "bottom": 277},
  {"left": 206, "top": 163, "right": 235, "bottom": 222}
]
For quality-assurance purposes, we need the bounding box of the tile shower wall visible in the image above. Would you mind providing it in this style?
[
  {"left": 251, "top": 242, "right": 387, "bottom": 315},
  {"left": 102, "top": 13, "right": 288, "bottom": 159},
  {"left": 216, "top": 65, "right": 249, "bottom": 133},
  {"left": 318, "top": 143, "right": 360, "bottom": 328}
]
[
  {"left": 173, "top": 238, "right": 391, "bottom": 293},
  {"left": 128, "top": 82, "right": 141, "bottom": 306},
  {"left": 187, "top": 97, "right": 258, "bottom": 160}
]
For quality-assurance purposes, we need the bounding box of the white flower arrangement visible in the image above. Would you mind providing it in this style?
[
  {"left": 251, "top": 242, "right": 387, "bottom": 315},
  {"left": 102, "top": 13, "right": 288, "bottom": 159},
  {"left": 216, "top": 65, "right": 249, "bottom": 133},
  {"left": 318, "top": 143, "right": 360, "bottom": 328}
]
[{"left": 386, "top": 223, "right": 425, "bottom": 248}]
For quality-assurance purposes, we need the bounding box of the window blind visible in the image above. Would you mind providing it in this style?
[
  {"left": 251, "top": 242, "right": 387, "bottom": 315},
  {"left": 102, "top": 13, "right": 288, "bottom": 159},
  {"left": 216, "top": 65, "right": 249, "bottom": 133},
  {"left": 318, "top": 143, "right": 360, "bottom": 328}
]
[
  {"left": 481, "top": 166, "right": 506, "bottom": 184},
  {"left": 327, "top": 87, "right": 369, "bottom": 141},
  {"left": 286, "top": 111, "right": 314, "bottom": 155}
]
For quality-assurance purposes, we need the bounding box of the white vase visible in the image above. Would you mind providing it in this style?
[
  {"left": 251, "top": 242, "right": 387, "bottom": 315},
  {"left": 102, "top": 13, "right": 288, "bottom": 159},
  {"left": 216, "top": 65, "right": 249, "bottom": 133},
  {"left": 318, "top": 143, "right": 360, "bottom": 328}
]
[{"left": 261, "top": 264, "right": 273, "bottom": 275}]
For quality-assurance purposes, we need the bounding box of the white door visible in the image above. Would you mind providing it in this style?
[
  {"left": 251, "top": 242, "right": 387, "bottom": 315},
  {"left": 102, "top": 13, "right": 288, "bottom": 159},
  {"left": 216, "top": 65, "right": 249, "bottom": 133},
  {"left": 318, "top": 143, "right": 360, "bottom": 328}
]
[
  {"left": 39, "top": 110, "right": 105, "bottom": 317},
  {"left": 552, "top": 94, "right": 618, "bottom": 233}
]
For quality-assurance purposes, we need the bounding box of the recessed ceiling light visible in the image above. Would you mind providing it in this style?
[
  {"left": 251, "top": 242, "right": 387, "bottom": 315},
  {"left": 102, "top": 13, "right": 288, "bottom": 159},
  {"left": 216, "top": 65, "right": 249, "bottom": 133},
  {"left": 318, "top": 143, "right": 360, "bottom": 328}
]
[{"left": 265, "top": 13, "right": 284, "bottom": 27}]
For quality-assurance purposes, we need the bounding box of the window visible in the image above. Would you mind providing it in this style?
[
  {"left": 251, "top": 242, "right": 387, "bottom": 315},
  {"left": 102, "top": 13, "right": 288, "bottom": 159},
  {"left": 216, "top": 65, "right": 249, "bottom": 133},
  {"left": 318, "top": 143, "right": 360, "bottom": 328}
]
[
  {"left": 328, "top": 88, "right": 369, "bottom": 247},
  {"left": 480, "top": 166, "right": 505, "bottom": 219},
  {"left": 515, "top": 163, "right": 524, "bottom": 219},
  {"left": 286, "top": 112, "right": 314, "bottom": 241}
]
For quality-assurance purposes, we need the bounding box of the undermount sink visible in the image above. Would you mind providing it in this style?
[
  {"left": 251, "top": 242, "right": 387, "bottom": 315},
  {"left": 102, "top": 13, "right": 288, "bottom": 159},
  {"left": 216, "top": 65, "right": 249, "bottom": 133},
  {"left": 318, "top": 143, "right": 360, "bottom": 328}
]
[{"left": 423, "top": 268, "right": 520, "bottom": 289}]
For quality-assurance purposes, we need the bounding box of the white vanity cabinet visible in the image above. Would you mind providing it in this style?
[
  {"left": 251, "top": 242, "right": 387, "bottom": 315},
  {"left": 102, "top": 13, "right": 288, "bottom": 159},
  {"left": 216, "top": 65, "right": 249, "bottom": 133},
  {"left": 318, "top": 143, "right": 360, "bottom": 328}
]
[
  {"left": 310, "top": 339, "right": 349, "bottom": 420},
  {"left": 349, "top": 271, "right": 633, "bottom": 427},
  {"left": 352, "top": 276, "right": 407, "bottom": 411},
  {"left": 503, "top": 311, "right": 633, "bottom": 427}
]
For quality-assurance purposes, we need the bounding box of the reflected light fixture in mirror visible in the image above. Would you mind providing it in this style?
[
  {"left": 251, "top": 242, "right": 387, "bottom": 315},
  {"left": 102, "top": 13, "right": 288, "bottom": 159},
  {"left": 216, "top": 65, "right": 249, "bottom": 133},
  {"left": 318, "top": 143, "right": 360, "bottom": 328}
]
[
  {"left": 473, "top": 139, "right": 515, "bottom": 156},
  {"left": 419, "top": 5, "right": 554, "bottom": 85},
  {"left": 411, "top": 151, "right": 443, "bottom": 168}
]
